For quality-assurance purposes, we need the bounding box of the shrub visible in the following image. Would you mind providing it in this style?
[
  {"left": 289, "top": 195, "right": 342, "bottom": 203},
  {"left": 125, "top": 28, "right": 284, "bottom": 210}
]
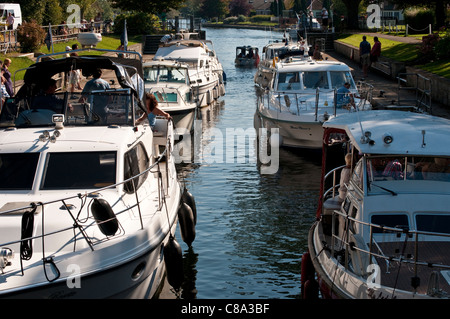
[
  {"left": 237, "top": 15, "right": 247, "bottom": 23},
  {"left": 224, "top": 17, "right": 238, "bottom": 24},
  {"left": 250, "top": 15, "right": 272, "bottom": 23},
  {"left": 435, "top": 28, "right": 450, "bottom": 59},
  {"left": 404, "top": 9, "right": 435, "bottom": 34},
  {"left": 17, "top": 20, "right": 46, "bottom": 53}
]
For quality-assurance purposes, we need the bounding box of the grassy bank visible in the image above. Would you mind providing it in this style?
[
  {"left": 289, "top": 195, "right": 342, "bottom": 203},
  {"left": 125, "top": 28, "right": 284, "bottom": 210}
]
[
  {"left": 336, "top": 33, "right": 450, "bottom": 79},
  {"left": 2, "top": 34, "right": 140, "bottom": 81}
]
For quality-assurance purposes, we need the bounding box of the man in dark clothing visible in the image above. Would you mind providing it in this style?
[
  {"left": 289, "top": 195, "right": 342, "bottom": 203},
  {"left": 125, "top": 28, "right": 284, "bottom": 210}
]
[{"left": 359, "top": 36, "right": 371, "bottom": 78}]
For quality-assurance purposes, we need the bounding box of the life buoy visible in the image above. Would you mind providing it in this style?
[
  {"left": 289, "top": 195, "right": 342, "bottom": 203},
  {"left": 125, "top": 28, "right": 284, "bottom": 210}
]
[
  {"left": 182, "top": 189, "right": 197, "bottom": 225},
  {"left": 91, "top": 198, "right": 119, "bottom": 236},
  {"left": 178, "top": 202, "right": 196, "bottom": 247},
  {"left": 163, "top": 236, "right": 184, "bottom": 289}
]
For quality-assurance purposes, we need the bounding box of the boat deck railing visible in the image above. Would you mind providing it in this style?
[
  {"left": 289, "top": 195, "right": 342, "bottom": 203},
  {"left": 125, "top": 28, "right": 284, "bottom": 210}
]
[
  {"left": 330, "top": 208, "right": 450, "bottom": 271},
  {"left": 259, "top": 82, "right": 373, "bottom": 120},
  {"left": 0, "top": 121, "right": 174, "bottom": 282}
]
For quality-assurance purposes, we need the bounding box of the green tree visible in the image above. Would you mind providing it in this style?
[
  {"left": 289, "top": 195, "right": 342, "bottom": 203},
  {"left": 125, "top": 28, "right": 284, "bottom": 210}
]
[
  {"left": 112, "top": 0, "right": 185, "bottom": 15},
  {"left": 229, "top": 0, "right": 252, "bottom": 16},
  {"left": 292, "top": 0, "right": 307, "bottom": 14},
  {"left": 341, "top": 0, "right": 362, "bottom": 29},
  {"left": 390, "top": 0, "right": 448, "bottom": 29},
  {"left": 42, "top": 0, "right": 63, "bottom": 25},
  {"left": 200, "top": 0, "right": 229, "bottom": 19}
]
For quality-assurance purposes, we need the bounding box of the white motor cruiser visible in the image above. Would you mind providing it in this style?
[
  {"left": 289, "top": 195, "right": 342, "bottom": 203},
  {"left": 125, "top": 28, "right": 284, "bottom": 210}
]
[
  {"left": 304, "top": 110, "right": 450, "bottom": 299},
  {"left": 0, "top": 50, "right": 196, "bottom": 298},
  {"left": 143, "top": 59, "right": 198, "bottom": 135},
  {"left": 153, "top": 39, "right": 225, "bottom": 107},
  {"left": 255, "top": 57, "right": 372, "bottom": 150}
]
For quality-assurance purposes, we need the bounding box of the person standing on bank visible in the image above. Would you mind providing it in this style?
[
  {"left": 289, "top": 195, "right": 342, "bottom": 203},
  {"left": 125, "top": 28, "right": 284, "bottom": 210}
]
[
  {"left": 2, "top": 58, "right": 13, "bottom": 97},
  {"left": 135, "top": 92, "right": 172, "bottom": 129},
  {"left": 359, "top": 35, "right": 371, "bottom": 78},
  {"left": 321, "top": 7, "right": 329, "bottom": 32},
  {"left": 370, "top": 36, "right": 381, "bottom": 67}
]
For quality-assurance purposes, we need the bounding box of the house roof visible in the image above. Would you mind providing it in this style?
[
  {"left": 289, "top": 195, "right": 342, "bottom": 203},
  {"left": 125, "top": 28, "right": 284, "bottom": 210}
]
[{"left": 250, "top": 0, "right": 271, "bottom": 11}]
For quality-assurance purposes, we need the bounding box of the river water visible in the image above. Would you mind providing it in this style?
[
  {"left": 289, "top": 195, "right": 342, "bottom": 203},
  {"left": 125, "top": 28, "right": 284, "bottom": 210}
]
[{"left": 168, "top": 27, "right": 323, "bottom": 299}]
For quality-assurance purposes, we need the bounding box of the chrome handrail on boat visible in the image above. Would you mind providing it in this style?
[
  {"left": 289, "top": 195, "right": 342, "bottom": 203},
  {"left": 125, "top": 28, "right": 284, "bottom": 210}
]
[
  {"left": 330, "top": 209, "right": 450, "bottom": 279},
  {"left": 0, "top": 122, "right": 176, "bottom": 281}
]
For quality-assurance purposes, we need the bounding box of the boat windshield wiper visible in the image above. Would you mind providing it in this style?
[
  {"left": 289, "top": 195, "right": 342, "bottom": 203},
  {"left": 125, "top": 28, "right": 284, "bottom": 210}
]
[{"left": 369, "top": 182, "right": 398, "bottom": 196}]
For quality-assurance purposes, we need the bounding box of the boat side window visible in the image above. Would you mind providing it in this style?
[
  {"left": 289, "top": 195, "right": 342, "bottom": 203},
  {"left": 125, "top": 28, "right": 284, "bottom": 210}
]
[
  {"left": 0, "top": 153, "right": 40, "bottom": 190},
  {"left": 416, "top": 214, "right": 450, "bottom": 234},
  {"left": 41, "top": 152, "right": 116, "bottom": 189},
  {"left": 330, "top": 71, "right": 356, "bottom": 89},
  {"left": 351, "top": 158, "right": 364, "bottom": 190},
  {"left": 302, "top": 71, "right": 328, "bottom": 89},
  {"left": 124, "top": 143, "right": 149, "bottom": 194},
  {"left": 370, "top": 214, "right": 409, "bottom": 233},
  {"left": 144, "top": 68, "right": 158, "bottom": 83}
]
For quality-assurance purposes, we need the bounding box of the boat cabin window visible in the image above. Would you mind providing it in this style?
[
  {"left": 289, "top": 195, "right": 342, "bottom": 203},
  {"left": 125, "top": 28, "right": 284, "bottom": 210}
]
[
  {"left": 416, "top": 214, "right": 450, "bottom": 234},
  {"left": 366, "top": 156, "right": 450, "bottom": 182},
  {"left": 302, "top": 71, "right": 328, "bottom": 89},
  {"left": 351, "top": 158, "right": 364, "bottom": 190},
  {"left": 10, "top": 89, "right": 134, "bottom": 127},
  {"left": 41, "top": 152, "right": 116, "bottom": 189},
  {"left": 153, "top": 91, "right": 178, "bottom": 103},
  {"left": 329, "top": 71, "right": 355, "bottom": 89},
  {"left": 144, "top": 67, "right": 186, "bottom": 84},
  {"left": 277, "top": 72, "right": 301, "bottom": 90},
  {"left": 123, "top": 142, "right": 149, "bottom": 194},
  {"left": 370, "top": 213, "right": 409, "bottom": 233},
  {"left": 0, "top": 153, "right": 40, "bottom": 190}
]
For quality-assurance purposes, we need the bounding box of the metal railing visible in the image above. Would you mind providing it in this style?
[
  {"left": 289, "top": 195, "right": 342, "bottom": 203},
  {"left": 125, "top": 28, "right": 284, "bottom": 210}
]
[
  {"left": 0, "top": 121, "right": 174, "bottom": 281},
  {"left": 397, "top": 73, "right": 432, "bottom": 114}
]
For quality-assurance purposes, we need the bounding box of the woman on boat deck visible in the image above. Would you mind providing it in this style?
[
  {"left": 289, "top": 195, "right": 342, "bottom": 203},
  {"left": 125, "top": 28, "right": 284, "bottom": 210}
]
[{"left": 135, "top": 92, "right": 172, "bottom": 128}]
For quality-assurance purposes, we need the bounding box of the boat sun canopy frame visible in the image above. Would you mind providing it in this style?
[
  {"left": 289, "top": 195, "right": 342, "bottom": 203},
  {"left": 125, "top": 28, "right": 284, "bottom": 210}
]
[{"left": 15, "top": 56, "right": 145, "bottom": 113}]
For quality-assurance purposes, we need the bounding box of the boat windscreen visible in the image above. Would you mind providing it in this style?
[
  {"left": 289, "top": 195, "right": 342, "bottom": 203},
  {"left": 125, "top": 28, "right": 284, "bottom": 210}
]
[
  {"left": 0, "top": 153, "right": 40, "bottom": 190},
  {"left": 41, "top": 151, "right": 116, "bottom": 189}
]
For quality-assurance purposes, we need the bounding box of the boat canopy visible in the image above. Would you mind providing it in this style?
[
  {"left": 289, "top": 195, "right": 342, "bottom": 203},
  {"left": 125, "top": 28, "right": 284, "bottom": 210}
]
[
  {"left": 323, "top": 110, "right": 450, "bottom": 156},
  {"left": 17, "top": 56, "right": 144, "bottom": 103}
]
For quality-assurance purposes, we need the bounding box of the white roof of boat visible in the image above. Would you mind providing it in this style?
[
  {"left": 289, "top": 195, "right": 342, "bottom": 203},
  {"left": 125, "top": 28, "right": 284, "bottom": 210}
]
[
  {"left": 0, "top": 126, "right": 139, "bottom": 153},
  {"left": 154, "top": 42, "right": 208, "bottom": 62},
  {"left": 324, "top": 110, "right": 450, "bottom": 156},
  {"left": 276, "top": 60, "right": 351, "bottom": 72}
]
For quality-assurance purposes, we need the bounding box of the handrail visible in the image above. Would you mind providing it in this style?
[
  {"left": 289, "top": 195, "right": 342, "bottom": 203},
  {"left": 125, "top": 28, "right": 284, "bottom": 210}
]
[
  {"left": 330, "top": 209, "right": 450, "bottom": 277},
  {"left": 0, "top": 125, "right": 173, "bottom": 255}
]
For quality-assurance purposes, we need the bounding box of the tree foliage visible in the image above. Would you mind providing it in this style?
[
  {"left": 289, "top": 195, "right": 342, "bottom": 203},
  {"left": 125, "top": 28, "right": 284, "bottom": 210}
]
[
  {"left": 390, "top": 0, "right": 449, "bottom": 28},
  {"left": 200, "top": 0, "right": 229, "bottom": 19},
  {"left": 112, "top": 0, "right": 185, "bottom": 15},
  {"left": 229, "top": 0, "right": 252, "bottom": 16}
]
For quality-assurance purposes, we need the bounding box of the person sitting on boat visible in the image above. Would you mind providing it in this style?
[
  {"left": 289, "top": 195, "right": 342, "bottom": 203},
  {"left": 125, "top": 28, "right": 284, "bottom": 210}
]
[
  {"left": 79, "top": 68, "right": 110, "bottom": 119},
  {"left": 135, "top": 92, "right": 172, "bottom": 129},
  {"left": 313, "top": 44, "right": 323, "bottom": 60},
  {"left": 416, "top": 157, "right": 450, "bottom": 180},
  {"left": 237, "top": 49, "right": 244, "bottom": 58},
  {"left": 336, "top": 82, "right": 356, "bottom": 109},
  {"left": 382, "top": 159, "right": 403, "bottom": 180},
  {"left": 246, "top": 49, "right": 254, "bottom": 59},
  {"left": 31, "top": 78, "right": 72, "bottom": 113}
]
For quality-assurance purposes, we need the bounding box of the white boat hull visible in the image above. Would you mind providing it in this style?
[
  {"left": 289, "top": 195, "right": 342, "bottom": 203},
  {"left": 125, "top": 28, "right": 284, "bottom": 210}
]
[
  {"left": 256, "top": 103, "right": 326, "bottom": 149},
  {"left": 2, "top": 220, "right": 178, "bottom": 299}
]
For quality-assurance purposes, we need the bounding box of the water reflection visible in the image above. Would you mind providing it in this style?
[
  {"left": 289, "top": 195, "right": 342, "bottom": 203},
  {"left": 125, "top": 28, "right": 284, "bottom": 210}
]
[{"left": 160, "top": 27, "right": 323, "bottom": 299}]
